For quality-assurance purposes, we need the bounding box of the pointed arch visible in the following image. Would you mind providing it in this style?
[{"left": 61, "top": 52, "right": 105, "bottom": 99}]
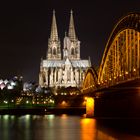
[
  {"left": 98, "top": 13, "right": 140, "bottom": 87},
  {"left": 71, "top": 47, "right": 74, "bottom": 55},
  {"left": 82, "top": 67, "right": 98, "bottom": 94},
  {"left": 53, "top": 48, "right": 56, "bottom": 55}
]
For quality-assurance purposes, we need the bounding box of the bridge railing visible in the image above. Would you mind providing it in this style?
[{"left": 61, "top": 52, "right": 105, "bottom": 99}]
[{"left": 98, "top": 69, "right": 140, "bottom": 88}]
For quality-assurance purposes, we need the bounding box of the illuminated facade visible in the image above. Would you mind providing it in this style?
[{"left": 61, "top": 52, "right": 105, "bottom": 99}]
[{"left": 39, "top": 10, "right": 91, "bottom": 88}]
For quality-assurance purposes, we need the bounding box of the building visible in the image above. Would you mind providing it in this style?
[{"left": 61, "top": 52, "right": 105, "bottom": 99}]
[{"left": 39, "top": 10, "right": 91, "bottom": 88}]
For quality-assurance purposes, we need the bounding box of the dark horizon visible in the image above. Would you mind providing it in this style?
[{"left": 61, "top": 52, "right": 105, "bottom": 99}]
[{"left": 0, "top": 0, "right": 139, "bottom": 82}]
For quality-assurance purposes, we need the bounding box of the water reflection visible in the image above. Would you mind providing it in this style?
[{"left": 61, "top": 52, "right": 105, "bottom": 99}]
[
  {"left": 80, "top": 118, "right": 118, "bottom": 140},
  {"left": 80, "top": 118, "right": 96, "bottom": 140},
  {"left": 0, "top": 115, "right": 139, "bottom": 140}
]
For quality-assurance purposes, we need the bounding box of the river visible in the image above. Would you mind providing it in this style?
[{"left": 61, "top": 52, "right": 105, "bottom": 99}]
[{"left": 0, "top": 114, "right": 140, "bottom": 140}]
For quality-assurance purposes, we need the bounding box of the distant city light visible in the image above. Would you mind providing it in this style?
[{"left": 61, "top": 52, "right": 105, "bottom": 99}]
[
  {"left": 7, "top": 85, "right": 14, "bottom": 90},
  {"left": 26, "top": 100, "right": 29, "bottom": 104},
  {"left": 4, "top": 100, "right": 8, "bottom": 104},
  {"left": 0, "top": 78, "right": 19, "bottom": 90},
  {"left": 44, "top": 90, "right": 48, "bottom": 94},
  {"left": 4, "top": 79, "right": 8, "bottom": 85},
  {"left": 35, "top": 86, "right": 42, "bottom": 93},
  {"left": 0, "top": 83, "right": 5, "bottom": 90},
  {"left": 49, "top": 99, "right": 54, "bottom": 103},
  {"left": 0, "top": 79, "right": 3, "bottom": 84},
  {"left": 10, "top": 81, "right": 16, "bottom": 86}
]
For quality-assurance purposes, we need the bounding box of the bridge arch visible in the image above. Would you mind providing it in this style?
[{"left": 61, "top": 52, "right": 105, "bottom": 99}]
[
  {"left": 82, "top": 67, "right": 98, "bottom": 94},
  {"left": 98, "top": 13, "right": 140, "bottom": 87}
]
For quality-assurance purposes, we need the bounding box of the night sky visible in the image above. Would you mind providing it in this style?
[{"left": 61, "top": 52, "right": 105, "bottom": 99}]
[{"left": 0, "top": 0, "right": 139, "bottom": 82}]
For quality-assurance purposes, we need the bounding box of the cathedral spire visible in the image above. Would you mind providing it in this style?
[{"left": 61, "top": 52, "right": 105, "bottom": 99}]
[
  {"left": 47, "top": 10, "right": 61, "bottom": 60},
  {"left": 50, "top": 10, "right": 58, "bottom": 40},
  {"left": 68, "top": 10, "right": 76, "bottom": 41}
]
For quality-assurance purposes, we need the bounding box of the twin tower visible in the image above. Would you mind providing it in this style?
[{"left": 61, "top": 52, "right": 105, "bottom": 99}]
[
  {"left": 39, "top": 10, "right": 90, "bottom": 88},
  {"left": 47, "top": 10, "right": 80, "bottom": 60}
]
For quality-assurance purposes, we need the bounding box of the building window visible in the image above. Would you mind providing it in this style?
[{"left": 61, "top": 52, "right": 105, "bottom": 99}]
[
  {"left": 53, "top": 48, "right": 56, "bottom": 55},
  {"left": 71, "top": 48, "right": 74, "bottom": 55}
]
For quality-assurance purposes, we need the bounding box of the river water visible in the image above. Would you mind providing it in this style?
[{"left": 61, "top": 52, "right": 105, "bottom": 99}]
[{"left": 0, "top": 114, "right": 140, "bottom": 140}]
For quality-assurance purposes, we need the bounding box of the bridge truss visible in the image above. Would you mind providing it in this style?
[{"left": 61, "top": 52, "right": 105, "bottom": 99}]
[{"left": 82, "top": 13, "right": 140, "bottom": 92}]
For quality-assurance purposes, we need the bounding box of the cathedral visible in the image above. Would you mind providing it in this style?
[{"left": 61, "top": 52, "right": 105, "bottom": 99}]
[{"left": 39, "top": 10, "right": 91, "bottom": 88}]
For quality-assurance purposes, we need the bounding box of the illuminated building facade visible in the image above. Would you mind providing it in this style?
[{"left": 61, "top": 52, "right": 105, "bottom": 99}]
[{"left": 39, "top": 10, "right": 91, "bottom": 88}]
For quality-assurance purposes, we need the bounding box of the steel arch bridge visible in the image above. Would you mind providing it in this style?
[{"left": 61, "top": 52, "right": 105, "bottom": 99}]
[
  {"left": 82, "top": 13, "right": 140, "bottom": 93},
  {"left": 81, "top": 67, "right": 98, "bottom": 94}
]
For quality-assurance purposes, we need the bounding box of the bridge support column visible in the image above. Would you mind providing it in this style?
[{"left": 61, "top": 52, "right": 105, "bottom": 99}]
[{"left": 86, "top": 97, "right": 94, "bottom": 118}]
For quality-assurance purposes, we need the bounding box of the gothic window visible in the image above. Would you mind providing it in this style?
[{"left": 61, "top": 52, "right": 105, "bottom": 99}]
[
  {"left": 71, "top": 48, "right": 74, "bottom": 55},
  {"left": 48, "top": 48, "right": 51, "bottom": 53},
  {"left": 75, "top": 48, "right": 78, "bottom": 54},
  {"left": 56, "top": 69, "right": 58, "bottom": 82},
  {"left": 53, "top": 48, "right": 56, "bottom": 55},
  {"left": 67, "top": 68, "right": 71, "bottom": 81},
  {"left": 42, "top": 73, "right": 46, "bottom": 83},
  {"left": 57, "top": 47, "right": 60, "bottom": 53}
]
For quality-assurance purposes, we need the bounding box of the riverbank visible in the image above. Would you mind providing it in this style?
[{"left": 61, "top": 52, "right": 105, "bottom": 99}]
[{"left": 0, "top": 107, "right": 86, "bottom": 115}]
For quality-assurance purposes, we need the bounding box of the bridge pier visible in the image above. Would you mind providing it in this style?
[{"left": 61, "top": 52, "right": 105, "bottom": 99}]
[{"left": 86, "top": 97, "right": 94, "bottom": 118}]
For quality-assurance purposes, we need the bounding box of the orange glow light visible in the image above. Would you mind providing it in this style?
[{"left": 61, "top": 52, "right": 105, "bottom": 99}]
[{"left": 86, "top": 97, "right": 94, "bottom": 117}]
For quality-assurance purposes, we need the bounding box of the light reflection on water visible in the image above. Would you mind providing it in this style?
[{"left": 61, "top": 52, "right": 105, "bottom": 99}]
[
  {"left": 0, "top": 114, "right": 140, "bottom": 140},
  {"left": 80, "top": 118, "right": 96, "bottom": 140}
]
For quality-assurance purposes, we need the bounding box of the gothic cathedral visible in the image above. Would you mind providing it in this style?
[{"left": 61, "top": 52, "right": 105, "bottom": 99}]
[{"left": 39, "top": 10, "right": 91, "bottom": 88}]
